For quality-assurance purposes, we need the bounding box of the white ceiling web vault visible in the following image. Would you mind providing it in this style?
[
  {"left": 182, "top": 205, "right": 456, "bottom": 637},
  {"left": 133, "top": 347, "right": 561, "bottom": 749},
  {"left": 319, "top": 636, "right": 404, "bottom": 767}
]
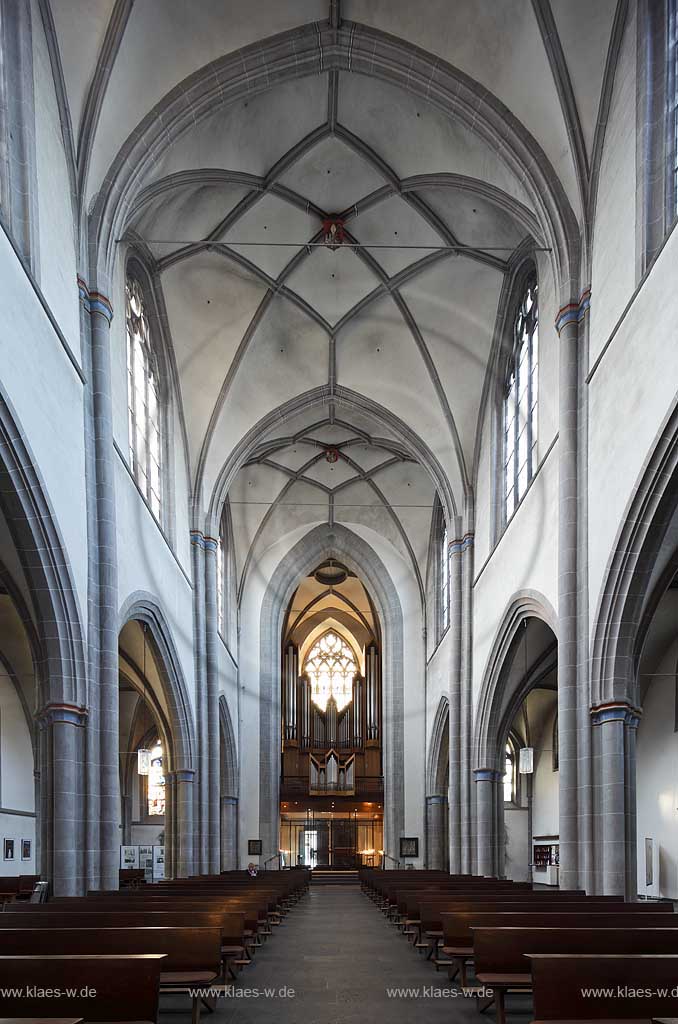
[{"left": 42, "top": 0, "right": 623, "bottom": 596}]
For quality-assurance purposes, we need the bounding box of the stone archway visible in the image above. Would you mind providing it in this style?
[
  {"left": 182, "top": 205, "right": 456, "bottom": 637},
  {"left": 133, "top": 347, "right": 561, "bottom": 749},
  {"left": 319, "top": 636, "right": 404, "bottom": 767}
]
[
  {"left": 118, "top": 593, "right": 197, "bottom": 878},
  {"left": 426, "top": 696, "right": 450, "bottom": 870},
  {"left": 258, "top": 523, "right": 405, "bottom": 864},
  {"left": 219, "top": 694, "right": 239, "bottom": 870}
]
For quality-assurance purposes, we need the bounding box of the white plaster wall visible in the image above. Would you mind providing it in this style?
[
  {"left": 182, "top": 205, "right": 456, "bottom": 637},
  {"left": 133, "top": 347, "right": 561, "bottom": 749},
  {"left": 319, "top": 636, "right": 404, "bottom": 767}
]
[
  {"left": 589, "top": 3, "right": 637, "bottom": 367},
  {"left": 472, "top": 450, "right": 559, "bottom": 710},
  {"left": 532, "top": 707, "right": 559, "bottom": 840},
  {"left": 426, "top": 629, "right": 452, "bottom": 773},
  {"left": 115, "top": 457, "right": 196, "bottom": 716},
  {"left": 0, "top": 230, "right": 88, "bottom": 624},
  {"left": 472, "top": 251, "right": 559, "bottom": 583},
  {"left": 636, "top": 645, "right": 678, "bottom": 900},
  {"left": 110, "top": 252, "right": 192, "bottom": 578},
  {"left": 30, "top": 0, "right": 80, "bottom": 362},
  {"left": 588, "top": 224, "right": 678, "bottom": 636},
  {"left": 0, "top": 673, "right": 35, "bottom": 877},
  {"left": 504, "top": 804, "right": 529, "bottom": 881}
]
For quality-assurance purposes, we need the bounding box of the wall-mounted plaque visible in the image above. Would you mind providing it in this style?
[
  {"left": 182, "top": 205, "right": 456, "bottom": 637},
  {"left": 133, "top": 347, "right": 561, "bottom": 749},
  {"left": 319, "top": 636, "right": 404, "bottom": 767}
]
[
  {"left": 399, "top": 837, "right": 419, "bottom": 859},
  {"left": 248, "top": 839, "right": 263, "bottom": 856}
]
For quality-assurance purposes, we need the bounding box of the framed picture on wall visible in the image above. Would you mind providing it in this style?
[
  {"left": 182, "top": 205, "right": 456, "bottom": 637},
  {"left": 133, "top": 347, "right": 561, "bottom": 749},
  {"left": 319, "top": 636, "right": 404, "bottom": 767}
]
[
  {"left": 248, "top": 839, "right": 263, "bottom": 856},
  {"left": 3, "top": 838, "right": 15, "bottom": 861},
  {"left": 21, "top": 839, "right": 31, "bottom": 861},
  {"left": 399, "top": 837, "right": 419, "bottom": 859}
]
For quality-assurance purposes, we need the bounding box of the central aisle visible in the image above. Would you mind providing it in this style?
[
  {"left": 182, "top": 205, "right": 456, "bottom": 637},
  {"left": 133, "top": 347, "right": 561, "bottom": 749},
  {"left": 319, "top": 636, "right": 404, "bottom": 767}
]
[{"left": 201, "top": 885, "right": 484, "bottom": 1024}]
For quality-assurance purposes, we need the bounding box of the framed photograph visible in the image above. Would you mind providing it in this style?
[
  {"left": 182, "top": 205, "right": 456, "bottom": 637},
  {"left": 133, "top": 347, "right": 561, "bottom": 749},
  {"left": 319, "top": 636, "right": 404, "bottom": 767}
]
[
  {"left": 153, "top": 845, "right": 165, "bottom": 881},
  {"left": 120, "top": 845, "right": 139, "bottom": 869},
  {"left": 399, "top": 836, "right": 419, "bottom": 859},
  {"left": 248, "top": 839, "right": 263, "bottom": 856},
  {"left": 3, "top": 838, "right": 15, "bottom": 861},
  {"left": 21, "top": 839, "right": 31, "bottom": 861}
]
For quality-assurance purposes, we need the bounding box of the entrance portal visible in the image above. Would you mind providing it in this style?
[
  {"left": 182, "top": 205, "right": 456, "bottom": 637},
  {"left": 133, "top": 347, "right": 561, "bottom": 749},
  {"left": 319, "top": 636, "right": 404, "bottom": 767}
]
[{"left": 280, "top": 811, "right": 383, "bottom": 869}]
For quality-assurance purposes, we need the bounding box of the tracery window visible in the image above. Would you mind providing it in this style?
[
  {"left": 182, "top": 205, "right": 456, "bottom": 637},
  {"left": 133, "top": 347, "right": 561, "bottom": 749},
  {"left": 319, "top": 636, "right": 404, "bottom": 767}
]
[
  {"left": 304, "top": 632, "right": 356, "bottom": 713},
  {"left": 503, "top": 277, "right": 538, "bottom": 521},
  {"left": 126, "top": 276, "right": 162, "bottom": 519},
  {"left": 147, "top": 741, "right": 165, "bottom": 816},
  {"left": 217, "top": 525, "right": 225, "bottom": 635},
  {"left": 503, "top": 741, "right": 516, "bottom": 804},
  {"left": 440, "top": 521, "right": 450, "bottom": 634}
]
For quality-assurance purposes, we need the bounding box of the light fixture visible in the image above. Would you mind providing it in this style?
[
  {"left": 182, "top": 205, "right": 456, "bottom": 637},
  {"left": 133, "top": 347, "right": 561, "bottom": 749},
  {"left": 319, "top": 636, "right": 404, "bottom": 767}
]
[
  {"left": 519, "top": 746, "right": 534, "bottom": 774},
  {"left": 137, "top": 623, "right": 151, "bottom": 776}
]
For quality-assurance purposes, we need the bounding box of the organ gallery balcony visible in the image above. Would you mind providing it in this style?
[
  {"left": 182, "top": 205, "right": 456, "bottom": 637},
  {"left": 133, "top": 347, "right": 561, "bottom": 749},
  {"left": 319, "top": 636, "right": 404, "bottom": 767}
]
[{"left": 279, "top": 776, "right": 384, "bottom": 801}]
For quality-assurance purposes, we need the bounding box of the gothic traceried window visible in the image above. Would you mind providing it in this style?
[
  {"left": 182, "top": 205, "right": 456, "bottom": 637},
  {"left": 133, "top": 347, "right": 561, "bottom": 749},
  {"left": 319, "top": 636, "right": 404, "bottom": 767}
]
[
  {"left": 304, "top": 632, "right": 356, "bottom": 713},
  {"left": 217, "top": 525, "right": 225, "bottom": 635},
  {"left": 126, "top": 276, "right": 162, "bottom": 519},
  {"left": 503, "top": 741, "right": 516, "bottom": 804},
  {"left": 440, "top": 521, "right": 450, "bottom": 634},
  {"left": 147, "top": 741, "right": 165, "bottom": 816},
  {"left": 503, "top": 276, "right": 538, "bottom": 521}
]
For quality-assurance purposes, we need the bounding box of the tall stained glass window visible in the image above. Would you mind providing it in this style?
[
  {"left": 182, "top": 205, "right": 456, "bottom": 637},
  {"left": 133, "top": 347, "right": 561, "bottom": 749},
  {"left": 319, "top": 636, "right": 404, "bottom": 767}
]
[
  {"left": 504, "top": 277, "right": 539, "bottom": 521},
  {"left": 304, "top": 632, "right": 356, "bottom": 713},
  {"left": 147, "top": 741, "right": 165, "bottom": 816},
  {"left": 126, "top": 276, "right": 162, "bottom": 519}
]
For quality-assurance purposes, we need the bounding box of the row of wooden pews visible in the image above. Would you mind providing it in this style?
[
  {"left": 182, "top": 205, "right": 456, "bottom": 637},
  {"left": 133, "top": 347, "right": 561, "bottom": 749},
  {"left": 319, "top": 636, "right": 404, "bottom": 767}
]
[
  {"left": 0, "top": 874, "right": 40, "bottom": 904},
  {"left": 0, "top": 867, "right": 309, "bottom": 1023},
  {"left": 360, "top": 868, "right": 678, "bottom": 1023}
]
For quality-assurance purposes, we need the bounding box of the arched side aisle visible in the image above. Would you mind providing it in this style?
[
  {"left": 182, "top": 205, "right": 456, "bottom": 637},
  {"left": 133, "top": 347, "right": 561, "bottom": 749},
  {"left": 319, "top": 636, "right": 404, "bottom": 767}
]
[{"left": 590, "top": 399, "right": 678, "bottom": 896}]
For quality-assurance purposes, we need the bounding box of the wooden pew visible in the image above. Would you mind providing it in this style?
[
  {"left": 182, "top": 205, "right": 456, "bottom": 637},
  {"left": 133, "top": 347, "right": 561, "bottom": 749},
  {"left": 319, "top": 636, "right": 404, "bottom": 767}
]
[
  {"left": 440, "top": 909, "right": 676, "bottom": 988},
  {"left": 474, "top": 926, "right": 678, "bottom": 1024},
  {"left": 527, "top": 952, "right": 678, "bottom": 1022},
  {"left": 0, "top": 927, "right": 221, "bottom": 1024},
  {"left": 0, "top": 910, "right": 248, "bottom": 975},
  {"left": 414, "top": 897, "right": 640, "bottom": 959},
  {"left": 0, "top": 953, "right": 166, "bottom": 1022}
]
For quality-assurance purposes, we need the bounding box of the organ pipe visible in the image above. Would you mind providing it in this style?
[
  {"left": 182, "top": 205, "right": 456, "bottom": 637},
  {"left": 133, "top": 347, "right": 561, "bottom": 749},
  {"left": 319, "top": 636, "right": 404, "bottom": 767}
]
[
  {"left": 366, "top": 644, "right": 380, "bottom": 742},
  {"left": 283, "top": 644, "right": 298, "bottom": 742}
]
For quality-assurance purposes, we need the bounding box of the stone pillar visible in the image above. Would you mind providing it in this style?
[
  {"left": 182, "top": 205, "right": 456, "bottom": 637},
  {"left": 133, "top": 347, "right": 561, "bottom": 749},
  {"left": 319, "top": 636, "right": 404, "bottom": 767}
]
[
  {"left": 221, "top": 795, "right": 238, "bottom": 870},
  {"left": 173, "top": 769, "right": 195, "bottom": 878},
  {"left": 475, "top": 768, "right": 500, "bottom": 877},
  {"left": 555, "top": 306, "right": 581, "bottom": 891},
  {"left": 459, "top": 530, "right": 475, "bottom": 873},
  {"left": 190, "top": 531, "right": 208, "bottom": 872},
  {"left": 41, "top": 704, "right": 87, "bottom": 896},
  {"left": 164, "top": 773, "right": 174, "bottom": 879},
  {"left": 79, "top": 279, "right": 119, "bottom": 891},
  {"left": 204, "top": 533, "right": 221, "bottom": 874},
  {"left": 591, "top": 703, "right": 640, "bottom": 896},
  {"left": 426, "top": 794, "right": 446, "bottom": 870},
  {"left": 448, "top": 523, "right": 462, "bottom": 873}
]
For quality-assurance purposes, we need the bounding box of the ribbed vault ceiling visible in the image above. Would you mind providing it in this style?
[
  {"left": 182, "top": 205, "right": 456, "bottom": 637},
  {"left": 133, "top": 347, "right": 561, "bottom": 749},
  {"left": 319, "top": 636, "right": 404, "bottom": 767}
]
[{"left": 42, "top": 0, "right": 624, "bottom": 592}]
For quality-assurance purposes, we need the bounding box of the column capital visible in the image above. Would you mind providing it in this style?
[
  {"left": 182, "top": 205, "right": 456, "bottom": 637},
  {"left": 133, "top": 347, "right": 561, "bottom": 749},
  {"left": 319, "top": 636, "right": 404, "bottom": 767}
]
[
  {"left": 190, "top": 529, "right": 217, "bottom": 552},
  {"left": 555, "top": 286, "right": 591, "bottom": 334},
  {"left": 426, "top": 793, "right": 447, "bottom": 803},
  {"left": 449, "top": 532, "right": 474, "bottom": 555},
  {"left": 590, "top": 700, "right": 641, "bottom": 727},
  {"left": 36, "top": 702, "right": 88, "bottom": 726},
  {"left": 170, "top": 768, "right": 196, "bottom": 783},
  {"left": 77, "top": 276, "right": 113, "bottom": 323},
  {"left": 474, "top": 767, "right": 501, "bottom": 782}
]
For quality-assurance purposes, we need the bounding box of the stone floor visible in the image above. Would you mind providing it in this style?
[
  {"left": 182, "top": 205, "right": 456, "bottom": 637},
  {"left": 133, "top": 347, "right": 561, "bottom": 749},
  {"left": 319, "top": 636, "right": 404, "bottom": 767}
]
[{"left": 160, "top": 885, "right": 533, "bottom": 1024}]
